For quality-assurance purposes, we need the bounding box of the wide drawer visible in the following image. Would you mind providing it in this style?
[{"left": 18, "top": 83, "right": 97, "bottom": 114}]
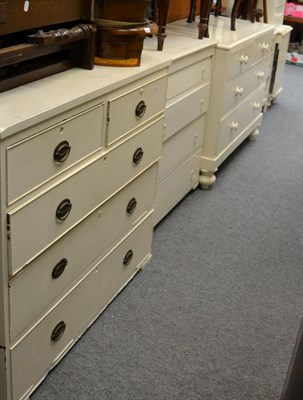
[
  {"left": 159, "top": 115, "right": 205, "bottom": 180},
  {"left": 106, "top": 75, "right": 167, "bottom": 145},
  {"left": 164, "top": 83, "right": 210, "bottom": 141},
  {"left": 217, "top": 84, "right": 266, "bottom": 156},
  {"left": 226, "top": 41, "right": 255, "bottom": 82},
  {"left": 154, "top": 149, "right": 201, "bottom": 226},
  {"left": 252, "top": 31, "right": 274, "bottom": 66},
  {"left": 9, "top": 164, "right": 157, "bottom": 341},
  {"left": 7, "top": 117, "right": 163, "bottom": 275},
  {"left": 10, "top": 215, "right": 153, "bottom": 400},
  {"left": 167, "top": 56, "right": 212, "bottom": 100},
  {"left": 222, "top": 56, "right": 271, "bottom": 116},
  {"left": 7, "top": 103, "right": 104, "bottom": 205}
]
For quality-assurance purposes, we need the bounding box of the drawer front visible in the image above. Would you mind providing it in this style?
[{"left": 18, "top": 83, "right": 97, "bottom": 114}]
[
  {"left": 217, "top": 84, "right": 266, "bottom": 155},
  {"left": 226, "top": 42, "right": 255, "bottom": 81},
  {"left": 159, "top": 115, "right": 205, "bottom": 180},
  {"left": 154, "top": 149, "right": 201, "bottom": 226},
  {"left": 9, "top": 164, "right": 158, "bottom": 341},
  {"left": 10, "top": 216, "right": 153, "bottom": 400},
  {"left": 252, "top": 31, "right": 274, "bottom": 65},
  {"left": 165, "top": 83, "right": 210, "bottom": 141},
  {"left": 8, "top": 117, "right": 163, "bottom": 275},
  {"left": 167, "top": 56, "right": 212, "bottom": 100},
  {"left": 106, "top": 76, "right": 167, "bottom": 145},
  {"left": 222, "top": 56, "right": 271, "bottom": 116},
  {"left": 7, "top": 104, "right": 104, "bottom": 204}
]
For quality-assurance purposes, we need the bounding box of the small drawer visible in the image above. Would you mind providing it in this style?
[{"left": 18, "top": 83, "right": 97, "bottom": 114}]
[
  {"left": 6, "top": 103, "right": 104, "bottom": 205},
  {"left": 167, "top": 56, "right": 212, "bottom": 100},
  {"left": 165, "top": 83, "right": 210, "bottom": 141},
  {"left": 217, "top": 84, "right": 266, "bottom": 156},
  {"left": 226, "top": 42, "right": 255, "bottom": 81},
  {"left": 222, "top": 56, "right": 271, "bottom": 116},
  {"left": 10, "top": 215, "right": 153, "bottom": 400},
  {"left": 9, "top": 164, "right": 157, "bottom": 341},
  {"left": 159, "top": 115, "right": 205, "bottom": 180},
  {"left": 7, "top": 117, "right": 163, "bottom": 275},
  {"left": 252, "top": 31, "right": 274, "bottom": 65},
  {"left": 106, "top": 76, "right": 167, "bottom": 145}
]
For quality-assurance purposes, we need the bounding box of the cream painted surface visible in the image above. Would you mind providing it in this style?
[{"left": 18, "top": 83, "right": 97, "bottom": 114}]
[
  {"left": 166, "top": 57, "right": 212, "bottom": 100},
  {"left": 106, "top": 76, "right": 167, "bottom": 145},
  {"left": 10, "top": 216, "right": 153, "bottom": 400},
  {"left": 267, "top": 0, "right": 287, "bottom": 25},
  {"left": 222, "top": 56, "right": 271, "bottom": 116},
  {"left": 167, "top": 17, "right": 274, "bottom": 187},
  {"left": 7, "top": 103, "right": 104, "bottom": 204},
  {"left": 217, "top": 84, "right": 266, "bottom": 155},
  {"left": 154, "top": 150, "right": 201, "bottom": 226},
  {"left": 159, "top": 115, "right": 205, "bottom": 180},
  {"left": 8, "top": 117, "right": 163, "bottom": 275},
  {"left": 9, "top": 165, "right": 157, "bottom": 341},
  {"left": 164, "top": 83, "right": 210, "bottom": 141}
]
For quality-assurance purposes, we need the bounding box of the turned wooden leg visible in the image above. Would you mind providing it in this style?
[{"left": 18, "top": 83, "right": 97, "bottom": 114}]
[
  {"left": 199, "top": 169, "right": 217, "bottom": 189},
  {"left": 214, "top": 0, "right": 222, "bottom": 17},
  {"left": 198, "top": 0, "right": 213, "bottom": 39},
  {"left": 231, "top": 0, "right": 242, "bottom": 31},
  {"left": 156, "top": 0, "right": 170, "bottom": 51},
  {"left": 187, "top": 0, "right": 196, "bottom": 23},
  {"left": 262, "top": 0, "right": 268, "bottom": 23}
]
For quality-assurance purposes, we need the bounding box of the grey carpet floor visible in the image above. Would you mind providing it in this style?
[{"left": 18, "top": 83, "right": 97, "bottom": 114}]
[{"left": 31, "top": 64, "right": 303, "bottom": 400}]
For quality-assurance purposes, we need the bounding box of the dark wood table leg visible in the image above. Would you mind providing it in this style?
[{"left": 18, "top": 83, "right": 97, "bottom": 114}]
[
  {"left": 187, "top": 0, "right": 196, "bottom": 23},
  {"left": 231, "top": 0, "right": 242, "bottom": 31},
  {"left": 156, "top": 0, "right": 170, "bottom": 51},
  {"left": 198, "top": 0, "right": 213, "bottom": 39}
]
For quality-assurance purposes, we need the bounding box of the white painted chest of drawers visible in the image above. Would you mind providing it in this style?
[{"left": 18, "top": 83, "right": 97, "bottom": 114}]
[
  {"left": 144, "top": 34, "right": 216, "bottom": 224},
  {"left": 0, "top": 56, "right": 169, "bottom": 399},
  {"left": 167, "top": 17, "right": 275, "bottom": 188}
]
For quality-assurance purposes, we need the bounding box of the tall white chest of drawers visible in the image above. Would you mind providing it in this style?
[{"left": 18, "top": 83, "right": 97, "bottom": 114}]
[
  {"left": 167, "top": 17, "right": 275, "bottom": 188},
  {"left": 0, "top": 57, "right": 169, "bottom": 399},
  {"left": 143, "top": 35, "right": 216, "bottom": 224}
]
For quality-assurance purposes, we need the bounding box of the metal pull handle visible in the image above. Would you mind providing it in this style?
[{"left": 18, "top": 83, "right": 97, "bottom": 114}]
[
  {"left": 234, "top": 86, "right": 244, "bottom": 96},
  {"left": 52, "top": 258, "right": 68, "bottom": 279},
  {"left": 256, "top": 71, "right": 265, "bottom": 79},
  {"left": 53, "top": 140, "right": 71, "bottom": 163},
  {"left": 135, "top": 100, "right": 147, "bottom": 118},
  {"left": 239, "top": 55, "right": 249, "bottom": 65},
  {"left": 126, "top": 198, "right": 137, "bottom": 215},
  {"left": 56, "top": 199, "right": 72, "bottom": 221},
  {"left": 133, "top": 147, "right": 144, "bottom": 165},
  {"left": 123, "top": 250, "right": 133, "bottom": 266},
  {"left": 51, "top": 321, "right": 66, "bottom": 342},
  {"left": 230, "top": 122, "right": 239, "bottom": 131}
]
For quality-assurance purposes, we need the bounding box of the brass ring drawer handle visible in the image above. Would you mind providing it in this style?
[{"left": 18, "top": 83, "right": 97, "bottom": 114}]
[
  {"left": 52, "top": 258, "right": 68, "bottom": 279},
  {"left": 51, "top": 321, "right": 66, "bottom": 342},
  {"left": 123, "top": 250, "right": 133, "bottom": 266},
  {"left": 126, "top": 198, "right": 137, "bottom": 215},
  {"left": 135, "top": 100, "right": 147, "bottom": 118},
  {"left": 53, "top": 140, "right": 71, "bottom": 163},
  {"left": 56, "top": 199, "right": 72, "bottom": 221},
  {"left": 133, "top": 147, "right": 144, "bottom": 165}
]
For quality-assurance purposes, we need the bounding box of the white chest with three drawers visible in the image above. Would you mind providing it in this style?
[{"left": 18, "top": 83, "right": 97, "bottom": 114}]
[
  {"left": 144, "top": 35, "right": 216, "bottom": 224},
  {"left": 0, "top": 57, "right": 169, "bottom": 399},
  {"left": 167, "top": 17, "right": 274, "bottom": 188}
]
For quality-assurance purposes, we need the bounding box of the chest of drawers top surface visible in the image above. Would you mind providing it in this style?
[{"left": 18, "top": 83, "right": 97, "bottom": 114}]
[{"left": 0, "top": 50, "right": 170, "bottom": 140}]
